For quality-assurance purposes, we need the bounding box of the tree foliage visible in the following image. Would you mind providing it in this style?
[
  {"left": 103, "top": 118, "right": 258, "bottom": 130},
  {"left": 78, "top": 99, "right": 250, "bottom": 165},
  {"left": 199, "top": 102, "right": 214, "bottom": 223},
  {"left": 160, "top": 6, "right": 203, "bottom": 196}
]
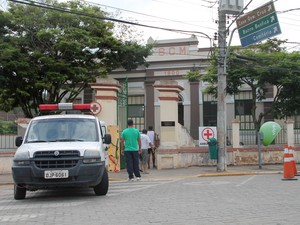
[
  {"left": 0, "top": 121, "right": 17, "bottom": 134},
  {"left": 202, "top": 39, "right": 300, "bottom": 131},
  {"left": 184, "top": 70, "right": 201, "bottom": 82},
  {"left": 0, "top": 0, "right": 152, "bottom": 118}
]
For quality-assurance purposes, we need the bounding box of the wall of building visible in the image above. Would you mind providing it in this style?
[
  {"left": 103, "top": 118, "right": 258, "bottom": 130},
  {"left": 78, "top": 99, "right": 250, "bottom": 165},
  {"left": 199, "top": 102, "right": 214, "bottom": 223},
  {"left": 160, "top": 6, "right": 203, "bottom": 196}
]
[
  {"left": 0, "top": 146, "right": 294, "bottom": 174},
  {"left": 156, "top": 146, "right": 290, "bottom": 169}
]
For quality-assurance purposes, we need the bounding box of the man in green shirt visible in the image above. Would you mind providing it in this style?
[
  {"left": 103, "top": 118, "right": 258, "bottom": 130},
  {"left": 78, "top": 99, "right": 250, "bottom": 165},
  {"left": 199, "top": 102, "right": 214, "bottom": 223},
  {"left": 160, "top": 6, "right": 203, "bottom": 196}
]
[{"left": 121, "top": 119, "right": 142, "bottom": 181}]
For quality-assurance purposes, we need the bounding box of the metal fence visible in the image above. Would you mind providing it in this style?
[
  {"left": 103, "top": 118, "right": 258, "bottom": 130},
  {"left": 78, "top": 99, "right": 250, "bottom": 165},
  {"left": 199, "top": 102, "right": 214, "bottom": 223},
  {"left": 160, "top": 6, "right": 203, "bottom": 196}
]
[
  {"left": 0, "top": 134, "right": 17, "bottom": 152},
  {"left": 234, "top": 128, "right": 289, "bottom": 145},
  {"left": 1, "top": 128, "right": 300, "bottom": 151},
  {"left": 294, "top": 128, "right": 300, "bottom": 144},
  {"left": 187, "top": 127, "right": 293, "bottom": 146}
]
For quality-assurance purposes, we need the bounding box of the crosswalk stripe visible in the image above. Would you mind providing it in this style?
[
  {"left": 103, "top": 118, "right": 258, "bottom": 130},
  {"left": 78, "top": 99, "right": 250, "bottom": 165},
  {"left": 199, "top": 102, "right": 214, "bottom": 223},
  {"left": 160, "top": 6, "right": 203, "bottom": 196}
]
[{"left": 107, "top": 179, "right": 181, "bottom": 197}]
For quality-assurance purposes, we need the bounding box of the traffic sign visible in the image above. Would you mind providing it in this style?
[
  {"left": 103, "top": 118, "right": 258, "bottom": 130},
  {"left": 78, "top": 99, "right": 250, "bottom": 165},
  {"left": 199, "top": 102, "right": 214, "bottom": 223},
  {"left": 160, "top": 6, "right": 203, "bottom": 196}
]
[
  {"left": 236, "top": 1, "right": 275, "bottom": 29},
  {"left": 238, "top": 12, "right": 279, "bottom": 39},
  {"left": 240, "top": 23, "right": 281, "bottom": 48},
  {"left": 236, "top": 1, "right": 281, "bottom": 47}
]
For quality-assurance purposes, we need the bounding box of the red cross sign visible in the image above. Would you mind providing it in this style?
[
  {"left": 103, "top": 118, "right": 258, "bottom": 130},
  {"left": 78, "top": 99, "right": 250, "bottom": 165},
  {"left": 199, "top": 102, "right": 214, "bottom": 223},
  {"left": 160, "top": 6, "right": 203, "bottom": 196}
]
[
  {"left": 202, "top": 128, "right": 214, "bottom": 142},
  {"left": 90, "top": 102, "right": 102, "bottom": 115},
  {"left": 198, "top": 127, "right": 217, "bottom": 146}
]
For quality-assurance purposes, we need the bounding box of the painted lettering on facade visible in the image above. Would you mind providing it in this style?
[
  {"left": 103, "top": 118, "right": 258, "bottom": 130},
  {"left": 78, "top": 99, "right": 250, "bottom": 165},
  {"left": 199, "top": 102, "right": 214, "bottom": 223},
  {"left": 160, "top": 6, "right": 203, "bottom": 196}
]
[
  {"left": 164, "top": 70, "right": 180, "bottom": 76},
  {"left": 158, "top": 46, "right": 187, "bottom": 56},
  {"left": 154, "top": 69, "right": 189, "bottom": 77}
]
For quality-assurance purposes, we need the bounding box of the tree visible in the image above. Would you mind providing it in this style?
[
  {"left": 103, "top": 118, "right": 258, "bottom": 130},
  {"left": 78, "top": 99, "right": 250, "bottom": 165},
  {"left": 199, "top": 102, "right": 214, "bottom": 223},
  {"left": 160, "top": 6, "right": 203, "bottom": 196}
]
[
  {"left": 0, "top": 0, "right": 152, "bottom": 118},
  {"left": 200, "top": 39, "right": 300, "bottom": 133},
  {"left": 185, "top": 70, "right": 201, "bottom": 82}
]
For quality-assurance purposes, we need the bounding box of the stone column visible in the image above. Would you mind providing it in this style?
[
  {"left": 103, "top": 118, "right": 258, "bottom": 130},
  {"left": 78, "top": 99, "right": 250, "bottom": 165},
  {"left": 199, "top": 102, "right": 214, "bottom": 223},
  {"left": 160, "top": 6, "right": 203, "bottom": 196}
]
[
  {"left": 153, "top": 80, "right": 184, "bottom": 148},
  {"left": 89, "top": 78, "right": 120, "bottom": 126},
  {"left": 232, "top": 119, "right": 240, "bottom": 148},
  {"left": 190, "top": 81, "right": 200, "bottom": 140},
  {"left": 145, "top": 80, "right": 155, "bottom": 129},
  {"left": 286, "top": 120, "right": 294, "bottom": 147}
]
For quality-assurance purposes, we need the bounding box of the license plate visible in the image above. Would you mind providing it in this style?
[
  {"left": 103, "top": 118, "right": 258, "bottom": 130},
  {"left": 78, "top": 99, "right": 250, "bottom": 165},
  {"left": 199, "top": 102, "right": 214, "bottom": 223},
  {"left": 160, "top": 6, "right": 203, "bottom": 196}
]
[{"left": 44, "top": 170, "right": 69, "bottom": 179}]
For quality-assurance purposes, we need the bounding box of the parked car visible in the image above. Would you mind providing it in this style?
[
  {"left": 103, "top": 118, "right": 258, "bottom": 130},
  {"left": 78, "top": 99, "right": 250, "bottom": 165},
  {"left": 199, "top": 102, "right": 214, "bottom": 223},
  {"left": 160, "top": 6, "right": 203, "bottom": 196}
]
[{"left": 12, "top": 103, "right": 111, "bottom": 200}]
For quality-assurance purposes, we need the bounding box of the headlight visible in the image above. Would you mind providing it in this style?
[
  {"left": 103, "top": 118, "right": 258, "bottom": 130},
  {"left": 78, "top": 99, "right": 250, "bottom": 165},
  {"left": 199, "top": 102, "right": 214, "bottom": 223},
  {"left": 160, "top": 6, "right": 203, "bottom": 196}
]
[
  {"left": 83, "top": 150, "right": 101, "bottom": 164},
  {"left": 14, "top": 151, "right": 30, "bottom": 165}
]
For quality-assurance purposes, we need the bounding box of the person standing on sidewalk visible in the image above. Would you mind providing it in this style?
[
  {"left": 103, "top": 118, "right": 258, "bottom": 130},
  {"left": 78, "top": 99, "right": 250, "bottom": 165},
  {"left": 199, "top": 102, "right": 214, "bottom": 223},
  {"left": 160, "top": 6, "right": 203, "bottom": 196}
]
[
  {"left": 147, "top": 126, "right": 157, "bottom": 169},
  {"left": 140, "top": 129, "right": 154, "bottom": 174},
  {"left": 121, "top": 119, "right": 142, "bottom": 181}
]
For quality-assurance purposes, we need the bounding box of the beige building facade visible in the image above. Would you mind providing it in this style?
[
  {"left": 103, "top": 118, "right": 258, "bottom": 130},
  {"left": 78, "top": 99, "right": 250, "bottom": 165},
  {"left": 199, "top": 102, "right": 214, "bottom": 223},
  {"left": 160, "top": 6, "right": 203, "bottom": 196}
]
[{"left": 107, "top": 35, "right": 269, "bottom": 144}]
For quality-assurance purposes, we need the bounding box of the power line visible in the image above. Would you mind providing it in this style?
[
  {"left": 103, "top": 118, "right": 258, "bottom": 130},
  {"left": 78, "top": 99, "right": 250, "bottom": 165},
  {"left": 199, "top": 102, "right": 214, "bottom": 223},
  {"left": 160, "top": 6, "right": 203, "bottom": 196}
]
[
  {"left": 8, "top": 0, "right": 213, "bottom": 44},
  {"left": 83, "top": 0, "right": 218, "bottom": 32},
  {"left": 152, "top": 0, "right": 217, "bottom": 8},
  {"left": 277, "top": 8, "right": 300, "bottom": 13},
  {"left": 287, "top": 44, "right": 300, "bottom": 51},
  {"left": 226, "top": 0, "right": 254, "bottom": 32}
]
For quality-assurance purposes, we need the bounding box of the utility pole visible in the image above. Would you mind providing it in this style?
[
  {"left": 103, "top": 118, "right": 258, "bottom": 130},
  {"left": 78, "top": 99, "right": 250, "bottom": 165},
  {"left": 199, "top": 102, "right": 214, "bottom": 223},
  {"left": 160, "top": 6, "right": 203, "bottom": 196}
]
[
  {"left": 217, "top": 10, "right": 227, "bottom": 172},
  {"left": 217, "top": 0, "right": 243, "bottom": 171}
]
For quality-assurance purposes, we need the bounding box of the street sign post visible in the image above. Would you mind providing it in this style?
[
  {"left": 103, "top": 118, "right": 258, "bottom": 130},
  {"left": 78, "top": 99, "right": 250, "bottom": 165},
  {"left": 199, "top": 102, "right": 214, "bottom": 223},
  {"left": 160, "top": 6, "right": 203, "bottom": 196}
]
[{"left": 236, "top": 1, "right": 281, "bottom": 47}]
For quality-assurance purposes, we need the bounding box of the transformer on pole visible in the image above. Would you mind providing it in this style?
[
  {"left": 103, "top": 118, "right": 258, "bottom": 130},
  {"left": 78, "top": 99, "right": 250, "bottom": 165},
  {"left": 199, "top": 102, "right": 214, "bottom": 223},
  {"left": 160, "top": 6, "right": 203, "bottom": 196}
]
[{"left": 220, "top": 0, "right": 244, "bottom": 15}]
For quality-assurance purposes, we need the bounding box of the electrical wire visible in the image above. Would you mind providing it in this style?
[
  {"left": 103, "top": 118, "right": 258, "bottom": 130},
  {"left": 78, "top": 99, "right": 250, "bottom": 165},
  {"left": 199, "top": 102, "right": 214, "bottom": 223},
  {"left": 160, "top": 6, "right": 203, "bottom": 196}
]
[
  {"left": 152, "top": 0, "right": 217, "bottom": 8},
  {"left": 277, "top": 8, "right": 300, "bottom": 14},
  {"left": 8, "top": 0, "right": 213, "bottom": 44},
  {"left": 7, "top": 0, "right": 300, "bottom": 50},
  {"left": 83, "top": 0, "right": 217, "bottom": 32},
  {"left": 226, "top": 0, "right": 254, "bottom": 32}
]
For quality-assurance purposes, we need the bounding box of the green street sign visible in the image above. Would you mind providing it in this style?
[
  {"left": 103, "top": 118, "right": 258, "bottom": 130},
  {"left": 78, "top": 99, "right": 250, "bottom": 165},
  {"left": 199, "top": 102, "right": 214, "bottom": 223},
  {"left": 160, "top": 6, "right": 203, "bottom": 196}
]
[
  {"left": 236, "top": 1, "right": 282, "bottom": 47},
  {"left": 238, "top": 12, "right": 279, "bottom": 39},
  {"left": 259, "top": 121, "right": 281, "bottom": 146},
  {"left": 236, "top": 1, "right": 275, "bottom": 29}
]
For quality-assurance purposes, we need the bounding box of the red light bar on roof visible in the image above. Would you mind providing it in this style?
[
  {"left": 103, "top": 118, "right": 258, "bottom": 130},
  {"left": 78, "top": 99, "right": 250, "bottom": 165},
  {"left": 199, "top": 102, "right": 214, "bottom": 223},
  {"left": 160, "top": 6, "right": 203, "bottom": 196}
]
[
  {"left": 39, "top": 103, "right": 91, "bottom": 111},
  {"left": 73, "top": 104, "right": 91, "bottom": 110},
  {"left": 39, "top": 104, "right": 58, "bottom": 111}
]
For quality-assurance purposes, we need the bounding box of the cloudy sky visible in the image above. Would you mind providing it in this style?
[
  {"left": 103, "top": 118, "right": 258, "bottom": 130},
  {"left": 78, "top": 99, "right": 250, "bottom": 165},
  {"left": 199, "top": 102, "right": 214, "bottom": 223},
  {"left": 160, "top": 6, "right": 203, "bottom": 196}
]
[{"left": 86, "top": 0, "right": 300, "bottom": 51}]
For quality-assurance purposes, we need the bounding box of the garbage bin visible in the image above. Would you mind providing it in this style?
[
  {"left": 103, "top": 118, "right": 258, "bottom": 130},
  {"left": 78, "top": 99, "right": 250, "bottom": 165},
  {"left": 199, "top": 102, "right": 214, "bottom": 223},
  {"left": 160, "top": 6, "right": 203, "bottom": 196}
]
[{"left": 208, "top": 137, "right": 218, "bottom": 159}]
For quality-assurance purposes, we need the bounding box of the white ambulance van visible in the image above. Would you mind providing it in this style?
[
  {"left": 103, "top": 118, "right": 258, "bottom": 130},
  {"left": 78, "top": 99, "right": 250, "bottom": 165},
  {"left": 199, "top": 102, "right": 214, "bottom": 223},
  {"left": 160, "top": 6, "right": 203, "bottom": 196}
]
[{"left": 12, "top": 103, "right": 111, "bottom": 200}]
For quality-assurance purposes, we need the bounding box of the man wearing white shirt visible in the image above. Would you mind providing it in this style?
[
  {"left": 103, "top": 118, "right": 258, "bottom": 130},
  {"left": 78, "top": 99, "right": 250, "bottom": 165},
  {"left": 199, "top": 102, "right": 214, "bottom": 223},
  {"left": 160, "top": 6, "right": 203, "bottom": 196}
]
[
  {"left": 140, "top": 129, "right": 153, "bottom": 174},
  {"left": 147, "top": 126, "right": 157, "bottom": 169}
]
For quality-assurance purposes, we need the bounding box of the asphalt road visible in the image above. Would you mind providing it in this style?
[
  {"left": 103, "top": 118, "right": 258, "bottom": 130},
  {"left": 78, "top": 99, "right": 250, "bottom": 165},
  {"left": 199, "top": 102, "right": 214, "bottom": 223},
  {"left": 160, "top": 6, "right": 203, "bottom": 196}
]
[{"left": 0, "top": 173, "right": 299, "bottom": 225}]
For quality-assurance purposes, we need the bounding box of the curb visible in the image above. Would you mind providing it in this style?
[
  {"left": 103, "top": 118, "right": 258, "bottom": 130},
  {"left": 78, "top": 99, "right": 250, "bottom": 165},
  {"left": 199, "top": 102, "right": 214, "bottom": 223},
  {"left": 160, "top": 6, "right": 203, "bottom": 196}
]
[
  {"left": 108, "top": 170, "right": 284, "bottom": 182},
  {"left": 196, "top": 171, "right": 283, "bottom": 177}
]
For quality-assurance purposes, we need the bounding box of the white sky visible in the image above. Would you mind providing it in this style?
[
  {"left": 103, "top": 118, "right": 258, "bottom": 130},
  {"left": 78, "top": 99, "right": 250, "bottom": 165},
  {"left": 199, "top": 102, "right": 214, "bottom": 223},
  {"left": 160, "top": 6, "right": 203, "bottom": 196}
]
[{"left": 86, "top": 0, "right": 300, "bottom": 51}]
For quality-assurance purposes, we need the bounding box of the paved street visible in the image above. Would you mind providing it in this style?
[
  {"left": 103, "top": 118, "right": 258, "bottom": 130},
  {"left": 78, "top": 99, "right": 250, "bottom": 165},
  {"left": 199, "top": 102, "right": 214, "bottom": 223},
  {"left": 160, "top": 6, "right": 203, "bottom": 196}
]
[{"left": 0, "top": 171, "right": 300, "bottom": 225}]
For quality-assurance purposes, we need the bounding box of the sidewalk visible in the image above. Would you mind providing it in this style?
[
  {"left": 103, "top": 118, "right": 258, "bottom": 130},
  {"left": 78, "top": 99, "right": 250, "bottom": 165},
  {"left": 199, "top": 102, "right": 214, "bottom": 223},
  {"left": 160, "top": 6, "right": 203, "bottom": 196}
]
[
  {"left": 109, "top": 164, "right": 284, "bottom": 181},
  {"left": 1, "top": 164, "right": 284, "bottom": 185}
]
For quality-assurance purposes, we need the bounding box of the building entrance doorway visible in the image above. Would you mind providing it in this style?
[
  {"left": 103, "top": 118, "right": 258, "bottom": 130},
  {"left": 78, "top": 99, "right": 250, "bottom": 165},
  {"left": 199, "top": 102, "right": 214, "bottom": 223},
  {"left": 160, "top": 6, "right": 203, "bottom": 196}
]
[{"left": 178, "top": 95, "right": 184, "bottom": 126}]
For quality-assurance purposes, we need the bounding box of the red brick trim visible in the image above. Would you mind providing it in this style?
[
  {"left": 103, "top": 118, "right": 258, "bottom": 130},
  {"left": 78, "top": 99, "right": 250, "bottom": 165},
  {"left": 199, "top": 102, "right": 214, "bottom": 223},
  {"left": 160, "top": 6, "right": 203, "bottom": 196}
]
[
  {"left": 231, "top": 146, "right": 284, "bottom": 152},
  {"left": 157, "top": 147, "right": 208, "bottom": 154},
  {"left": 0, "top": 152, "right": 15, "bottom": 156},
  {"left": 159, "top": 97, "right": 179, "bottom": 101},
  {"left": 89, "top": 83, "right": 121, "bottom": 89},
  {"left": 153, "top": 84, "right": 184, "bottom": 91},
  {"left": 158, "top": 90, "right": 181, "bottom": 93},
  {"left": 93, "top": 87, "right": 120, "bottom": 92},
  {"left": 95, "top": 96, "right": 118, "bottom": 100},
  {"left": 156, "top": 146, "right": 288, "bottom": 154}
]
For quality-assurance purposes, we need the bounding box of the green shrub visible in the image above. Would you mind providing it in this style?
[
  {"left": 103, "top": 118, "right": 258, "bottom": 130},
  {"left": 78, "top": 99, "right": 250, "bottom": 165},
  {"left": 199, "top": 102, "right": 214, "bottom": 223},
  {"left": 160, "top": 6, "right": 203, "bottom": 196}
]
[{"left": 0, "top": 121, "right": 17, "bottom": 134}]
